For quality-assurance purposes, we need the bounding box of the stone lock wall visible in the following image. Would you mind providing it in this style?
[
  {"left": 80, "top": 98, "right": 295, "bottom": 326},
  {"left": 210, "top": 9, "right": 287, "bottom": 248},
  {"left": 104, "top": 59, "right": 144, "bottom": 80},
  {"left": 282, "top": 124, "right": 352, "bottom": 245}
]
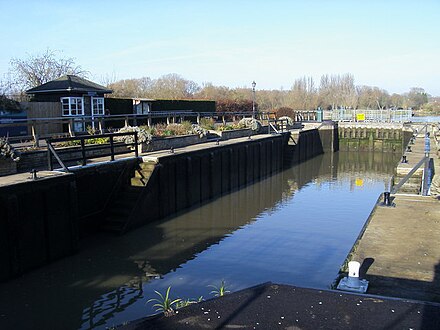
[{"left": 338, "top": 126, "right": 409, "bottom": 152}]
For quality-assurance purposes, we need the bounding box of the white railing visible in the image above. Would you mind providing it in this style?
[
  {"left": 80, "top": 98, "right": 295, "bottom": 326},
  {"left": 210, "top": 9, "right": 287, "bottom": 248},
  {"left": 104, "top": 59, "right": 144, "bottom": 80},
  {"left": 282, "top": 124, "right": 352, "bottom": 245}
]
[{"left": 330, "top": 109, "right": 413, "bottom": 123}]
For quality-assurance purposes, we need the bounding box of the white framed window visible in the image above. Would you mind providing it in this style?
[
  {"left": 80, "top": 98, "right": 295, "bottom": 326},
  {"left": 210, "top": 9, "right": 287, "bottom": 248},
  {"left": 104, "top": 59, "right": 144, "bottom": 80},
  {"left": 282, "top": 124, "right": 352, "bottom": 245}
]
[
  {"left": 92, "top": 97, "right": 105, "bottom": 116},
  {"left": 61, "top": 97, "right": 84, "bottom": 116}
]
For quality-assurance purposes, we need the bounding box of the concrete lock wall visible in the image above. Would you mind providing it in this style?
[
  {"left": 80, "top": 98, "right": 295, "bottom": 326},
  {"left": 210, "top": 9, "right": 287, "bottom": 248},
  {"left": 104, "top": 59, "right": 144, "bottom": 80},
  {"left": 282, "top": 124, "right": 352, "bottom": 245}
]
[
  {"left": 125, "top": 129, "right": 329, "bottom": 231},
  {"left": 0, "top": 128, "right": 329, "bottom": 281},
  {"left": 125, "top": 134, "right": 289, "bottom": 230},
  {"left": 0, "top": 173, "right": 78, "bottom": 282},
  {"left": 70, "top": 158, "right": 139, "bottom": 235},
  {"left": 283, "top": 129, "right": 327, "bottom": 166}
]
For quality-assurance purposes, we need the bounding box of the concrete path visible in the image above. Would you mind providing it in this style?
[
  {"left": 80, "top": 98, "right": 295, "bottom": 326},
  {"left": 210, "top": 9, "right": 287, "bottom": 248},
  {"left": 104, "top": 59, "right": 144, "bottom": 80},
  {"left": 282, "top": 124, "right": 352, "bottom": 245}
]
[
  {"left": 140, "top": 134, "right": 277, "bottom": 162},
  {"left": 0, "top": 170, "right": 70, "bottom": 187},
  {"left": 349, "top": 194, "right": 440, "bottom": 302},
  {"left": 348, "top": 129, "right": 440, "bottom": 303}
]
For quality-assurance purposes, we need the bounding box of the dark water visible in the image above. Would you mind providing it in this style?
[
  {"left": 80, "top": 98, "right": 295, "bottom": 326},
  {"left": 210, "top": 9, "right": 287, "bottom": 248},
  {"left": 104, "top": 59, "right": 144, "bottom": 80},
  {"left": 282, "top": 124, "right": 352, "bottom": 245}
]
[{"left": 0, "top": 151, "right": 401, "bottom": 330}]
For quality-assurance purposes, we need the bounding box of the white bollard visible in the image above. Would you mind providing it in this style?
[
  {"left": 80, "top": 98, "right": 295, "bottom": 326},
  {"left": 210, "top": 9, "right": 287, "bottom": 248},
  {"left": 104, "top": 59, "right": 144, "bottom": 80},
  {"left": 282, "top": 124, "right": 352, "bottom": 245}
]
[
  {"left": 337, "top": 260, "right": 369, "bottom": 293},
  {"left": 346, "top": 261, "right": 361, "bottom": 288}
]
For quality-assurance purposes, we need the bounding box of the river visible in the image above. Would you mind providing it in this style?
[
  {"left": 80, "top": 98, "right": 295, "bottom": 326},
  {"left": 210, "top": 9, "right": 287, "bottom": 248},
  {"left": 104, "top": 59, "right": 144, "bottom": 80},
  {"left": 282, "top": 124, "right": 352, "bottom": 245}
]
[
  {"left": 411, "top": 115, "right": 440, "bottom": 123},
  {"left": 0, "top": 151, "right": 401, "bottom": 329}
]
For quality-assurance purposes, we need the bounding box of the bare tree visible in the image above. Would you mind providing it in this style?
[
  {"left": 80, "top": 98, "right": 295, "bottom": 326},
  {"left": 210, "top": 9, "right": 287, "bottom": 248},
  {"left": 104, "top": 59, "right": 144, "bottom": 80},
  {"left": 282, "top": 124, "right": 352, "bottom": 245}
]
[
  {"left": 194, "top": 82, "right": 232, "bottom": 100},
  {"left": 151, "top": 73, "right": 200, "bottom": 99},
  {"left": 107, "top": 77, "right": 154, "bottom": 98},
  {"left": 406, "top": 87, "right": 429, "bottom": 110},
  {"left": 105, "top": 71, "right": 428, "bottom": 113},
  {"left": 289, "top": 76, "right": 318, "bottom": 110},
  {"left": 9, "top": 49, "right": 87, "bottom": 92}
]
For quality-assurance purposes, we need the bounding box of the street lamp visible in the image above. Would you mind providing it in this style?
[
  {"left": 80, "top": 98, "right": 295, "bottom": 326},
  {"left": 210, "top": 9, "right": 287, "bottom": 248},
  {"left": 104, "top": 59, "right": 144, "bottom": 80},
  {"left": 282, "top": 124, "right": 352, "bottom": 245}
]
[{"left": 252, "top": 81, "right": 256, "bottom": 118}]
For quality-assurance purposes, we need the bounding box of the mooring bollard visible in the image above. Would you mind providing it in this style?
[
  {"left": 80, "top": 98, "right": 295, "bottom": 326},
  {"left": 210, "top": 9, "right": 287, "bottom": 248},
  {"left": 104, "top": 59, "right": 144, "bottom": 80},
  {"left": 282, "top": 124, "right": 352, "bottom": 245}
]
[
  {"left": 401, "top": 155, "right": 408, "bottom": 163},
  {"left": 406, "top": 146, "right": 412, "bottom": 152},
  {"left": 30, "top": 169, "right": 38, "bottom": 180},
  {"left": 169, "top": 147, "right": 174, "bottom": 154},
  {"left": 346, "top": 261, "right": 361, "bottom": 288},
  {"left": 216, "top": 139, "right": 220, "bottom": 145},
  {"left": 336, "top": 260, "right": 369, "bottom": 293},
  {"left": 383, "top": 192, "right": 391, "bottom": 206}
]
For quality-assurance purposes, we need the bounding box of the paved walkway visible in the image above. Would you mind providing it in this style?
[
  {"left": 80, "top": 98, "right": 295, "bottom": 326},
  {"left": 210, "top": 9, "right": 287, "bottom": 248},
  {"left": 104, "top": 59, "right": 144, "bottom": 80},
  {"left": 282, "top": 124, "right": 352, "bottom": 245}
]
[
  {"left": 349, "top": 194, "right": 440, "bottom": 302},
  {"left": 348, "top": 130, "right": 440, "bottom": 303}
]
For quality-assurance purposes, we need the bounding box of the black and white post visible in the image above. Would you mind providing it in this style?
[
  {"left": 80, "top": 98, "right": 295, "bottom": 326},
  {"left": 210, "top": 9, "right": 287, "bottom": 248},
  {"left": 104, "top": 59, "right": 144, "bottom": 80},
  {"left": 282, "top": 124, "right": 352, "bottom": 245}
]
[{"left": 252, "top": 81, "right": 256, "bottom": 119}]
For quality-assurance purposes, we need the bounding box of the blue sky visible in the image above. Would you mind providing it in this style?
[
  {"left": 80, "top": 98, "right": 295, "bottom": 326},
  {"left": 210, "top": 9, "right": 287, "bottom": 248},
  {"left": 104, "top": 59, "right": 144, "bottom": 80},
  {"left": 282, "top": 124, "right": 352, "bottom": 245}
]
[{"left": 1, "top": 0, "right": 439, "bottom": 95}]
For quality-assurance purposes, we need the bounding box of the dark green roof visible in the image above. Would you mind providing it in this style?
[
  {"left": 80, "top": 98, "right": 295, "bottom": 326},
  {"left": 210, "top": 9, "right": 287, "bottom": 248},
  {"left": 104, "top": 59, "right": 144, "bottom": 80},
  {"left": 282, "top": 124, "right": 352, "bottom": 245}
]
[{"left": 26, "top": 75, "right": 112, "bottom": 94}]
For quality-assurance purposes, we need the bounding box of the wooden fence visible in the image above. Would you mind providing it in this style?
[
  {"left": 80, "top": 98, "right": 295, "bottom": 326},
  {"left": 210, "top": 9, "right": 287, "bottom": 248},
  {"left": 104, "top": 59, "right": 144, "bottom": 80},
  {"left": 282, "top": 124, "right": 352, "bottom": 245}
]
[{"left": 21, "top": 102, "right": 63, "bottom": 136}]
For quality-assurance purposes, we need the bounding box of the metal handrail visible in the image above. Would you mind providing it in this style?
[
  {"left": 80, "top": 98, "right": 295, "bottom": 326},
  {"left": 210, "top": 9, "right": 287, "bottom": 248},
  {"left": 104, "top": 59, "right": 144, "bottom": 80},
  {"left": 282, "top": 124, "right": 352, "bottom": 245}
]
[
  {"left": 46, "top": 131, "right": 138, "bottom": 171},
  {"left": 268, "top": 118, "right": 290, "bottom": 134},
  {"left": 47, "top": 143, "right": 69, "bottom": 172},
  {"left": 391, "top": 156, "right": 429, "bottom": 194},
  {"left": 268, "top": 123, "right": 280, "bottom": 134}
]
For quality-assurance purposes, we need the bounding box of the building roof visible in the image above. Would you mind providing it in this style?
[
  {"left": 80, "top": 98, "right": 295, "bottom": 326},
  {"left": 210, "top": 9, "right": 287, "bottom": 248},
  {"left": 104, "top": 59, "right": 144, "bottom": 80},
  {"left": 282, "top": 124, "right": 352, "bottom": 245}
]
[{"left": 26, "top": 75, "right": 112, "bottom": 95}]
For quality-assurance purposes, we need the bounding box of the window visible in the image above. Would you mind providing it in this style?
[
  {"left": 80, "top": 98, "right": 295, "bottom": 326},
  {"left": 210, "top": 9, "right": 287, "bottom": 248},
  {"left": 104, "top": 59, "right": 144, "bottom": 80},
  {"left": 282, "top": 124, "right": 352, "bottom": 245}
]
[
  {"left": 92, "top": 97, "right": 105, "bottom": 116},
  {"left": 61, "top": 97, "right": 84, "bottom": 116}
]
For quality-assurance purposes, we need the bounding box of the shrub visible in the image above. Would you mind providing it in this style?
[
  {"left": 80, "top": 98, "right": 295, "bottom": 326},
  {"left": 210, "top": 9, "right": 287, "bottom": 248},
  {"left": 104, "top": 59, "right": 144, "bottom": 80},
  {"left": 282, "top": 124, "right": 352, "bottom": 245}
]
[
  {"left": 180, "top": 120, "right": 193, "bottom": 133},
  {"left": 276, "top": 107, "right": 295, "bottom": 118},
  {"left": 153, "top": 123, "right": 169, "bottom": 137},
  {"left": 116, "top": 126, "right": 152, "bottom": 144},
  {"left": 199, "top": 117, "right": 215, "bottom": 130},
  {"left": 278, "top": 116, "right": 294, "bottom": 126},
  {"left": 238, "top": 118, "right": 261, "bottom": 131},
  {"left": 191, "top": 124, "right": 208, "bottom": 137},
  {"left": 166, "top": 123, "right": 190, "bottom": 136},
  {"left": 216, "top": 99, "right": 256, "bottom": 113},
  {"left": 0, "top": 137, "right": 20, "bottom": 162}
]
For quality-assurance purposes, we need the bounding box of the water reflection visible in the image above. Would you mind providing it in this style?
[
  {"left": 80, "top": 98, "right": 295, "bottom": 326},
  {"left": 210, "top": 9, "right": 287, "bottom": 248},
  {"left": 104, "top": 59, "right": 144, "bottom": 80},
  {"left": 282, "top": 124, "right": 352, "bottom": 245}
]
[{"left": 0, "top": 151, "right": 401, "bottom": 330}]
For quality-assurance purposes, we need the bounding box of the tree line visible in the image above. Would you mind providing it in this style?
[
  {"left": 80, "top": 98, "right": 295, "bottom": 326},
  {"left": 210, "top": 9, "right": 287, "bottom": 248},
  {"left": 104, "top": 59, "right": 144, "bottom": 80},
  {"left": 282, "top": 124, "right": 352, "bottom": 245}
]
[
  {"left": 0, "top": 50, "right": 431, "bottom": 113},
  {"left": 106, "top": 73, "right": 429, "bottom": 112}
]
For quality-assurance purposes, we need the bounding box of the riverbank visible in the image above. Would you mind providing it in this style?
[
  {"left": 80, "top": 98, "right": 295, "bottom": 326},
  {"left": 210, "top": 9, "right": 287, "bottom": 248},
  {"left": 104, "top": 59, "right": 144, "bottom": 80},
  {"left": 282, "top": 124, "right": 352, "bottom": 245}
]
[{"left": 343, "top": 130, "right": 440, "bottom": 303}]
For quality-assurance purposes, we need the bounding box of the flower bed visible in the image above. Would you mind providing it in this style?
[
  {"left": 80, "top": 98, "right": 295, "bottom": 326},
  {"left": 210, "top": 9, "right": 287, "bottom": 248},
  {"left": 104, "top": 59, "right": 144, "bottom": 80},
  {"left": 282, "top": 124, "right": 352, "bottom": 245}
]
[
  {"left": 216, "top": 128, "right": 253, "bottom": 140},
  {"left": 141, "top": 134, "right": 207, "bottom": 152}
]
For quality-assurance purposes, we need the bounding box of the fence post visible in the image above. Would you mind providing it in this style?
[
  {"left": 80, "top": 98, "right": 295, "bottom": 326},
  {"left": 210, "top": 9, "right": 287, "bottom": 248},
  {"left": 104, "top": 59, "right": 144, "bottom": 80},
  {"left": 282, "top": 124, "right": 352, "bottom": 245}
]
[
  {"left": 68, "top": 119, "right": 74, "bottom": 137},
  {"left": 98, "top": 118, "right": 103, "bottom": 133},
  {"left": 47, "top": 140, "right": 53, "bottom": 170},
  {"left": 134, "top": 132, "right": 139, "bottom": 158},
  {"left": 110, "top": 136, "right": 115, "bottom": 161},
  {"left": 31, "top": 121, "right": 40, "bottom": 147},
  {"left": 80, "top": 138, "right": 86, "bottom": 166}
]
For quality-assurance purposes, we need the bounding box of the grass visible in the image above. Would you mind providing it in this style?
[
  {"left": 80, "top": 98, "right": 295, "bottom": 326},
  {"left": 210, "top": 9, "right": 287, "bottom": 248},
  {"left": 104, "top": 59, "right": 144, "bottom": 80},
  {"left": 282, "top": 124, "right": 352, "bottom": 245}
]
[
  {"left": 146, "top": 286, "right": 181, "bottom": 317},
  {"left": 175, "top": 296, "right": 203, "bottom": 309},
  {"left": 208, "top": 280, "right": 230, "bottom": 297}
]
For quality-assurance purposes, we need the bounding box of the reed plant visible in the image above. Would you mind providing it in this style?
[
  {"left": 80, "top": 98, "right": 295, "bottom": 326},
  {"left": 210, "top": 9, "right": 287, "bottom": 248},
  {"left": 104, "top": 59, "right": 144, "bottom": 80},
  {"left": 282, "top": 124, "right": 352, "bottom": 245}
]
[{"left": 147, "top": 286, "right": 181, "bottom": 317}]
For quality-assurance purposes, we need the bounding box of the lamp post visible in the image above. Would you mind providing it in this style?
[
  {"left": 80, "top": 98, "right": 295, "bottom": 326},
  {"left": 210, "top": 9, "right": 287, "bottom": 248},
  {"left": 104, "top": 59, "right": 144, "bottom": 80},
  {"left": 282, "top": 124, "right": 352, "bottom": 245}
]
[{"left": 252, "top": 81, "right": 256, "bottom": 119}]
